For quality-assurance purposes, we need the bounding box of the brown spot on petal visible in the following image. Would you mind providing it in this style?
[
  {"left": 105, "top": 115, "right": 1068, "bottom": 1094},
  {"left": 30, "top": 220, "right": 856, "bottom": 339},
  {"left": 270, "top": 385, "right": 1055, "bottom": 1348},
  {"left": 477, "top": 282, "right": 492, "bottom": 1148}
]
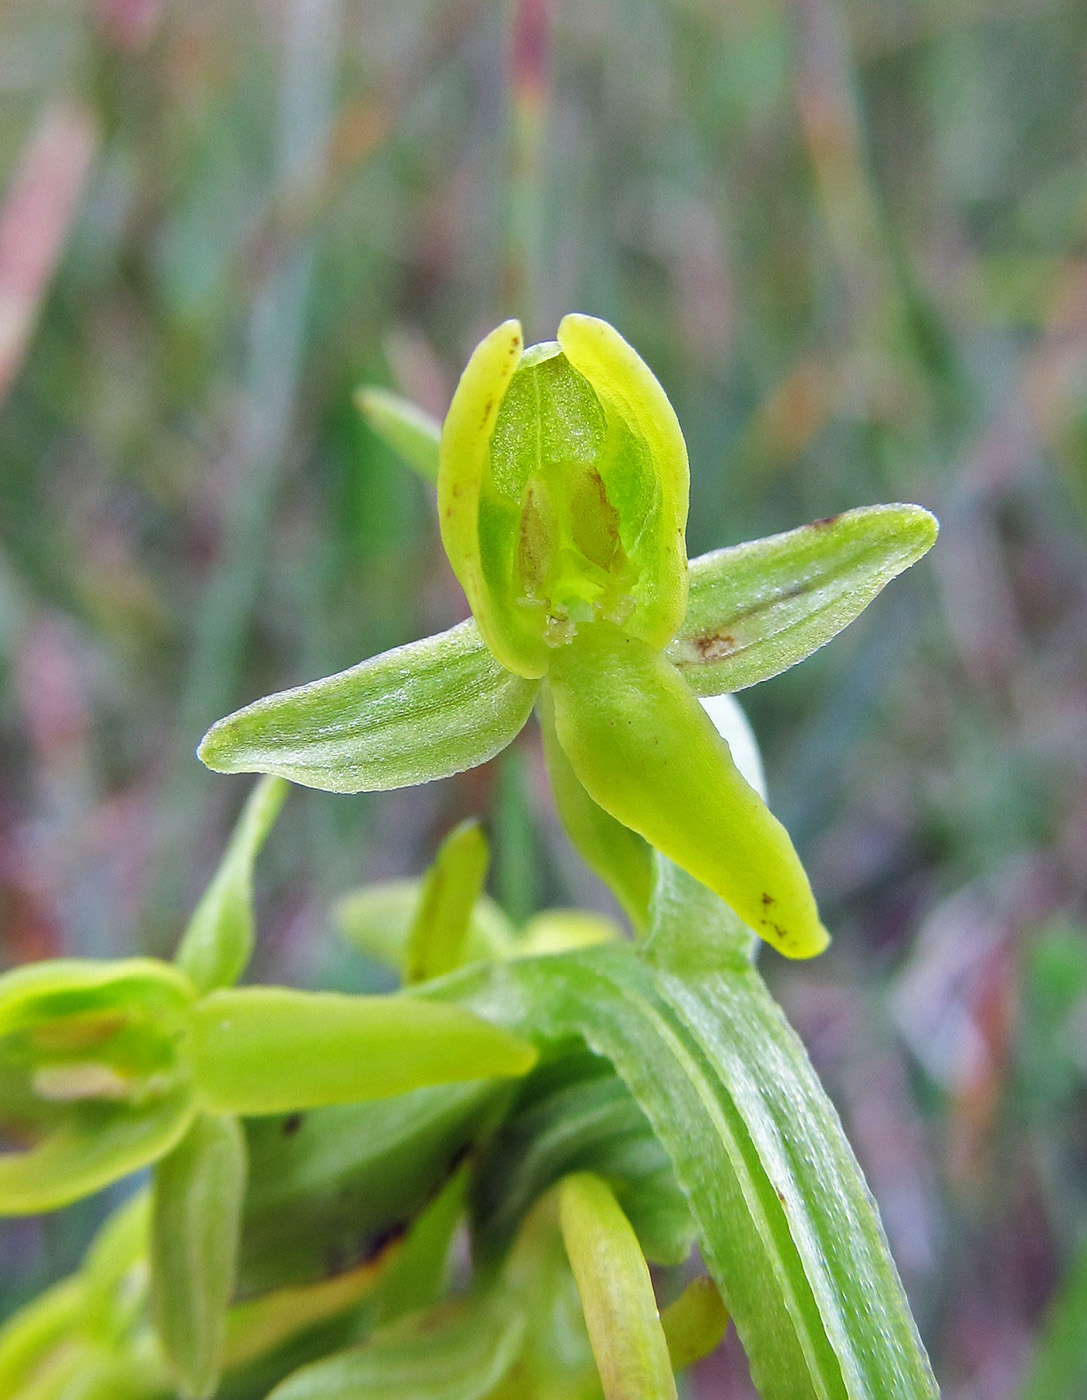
[{"left": 693, "top": 629, "right": 736, "bottom": 661}]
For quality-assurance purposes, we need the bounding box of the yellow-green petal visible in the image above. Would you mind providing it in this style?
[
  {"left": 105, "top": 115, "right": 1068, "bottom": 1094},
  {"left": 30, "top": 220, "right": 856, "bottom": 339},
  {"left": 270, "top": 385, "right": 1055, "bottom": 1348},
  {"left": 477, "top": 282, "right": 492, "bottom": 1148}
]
[
  {"left": 405, "top": 819, "right": 491, "bottom": 984},
  {"left": 438, "top": 319, "right": 538, "bottom": 676},
  {"left": 546, "top": 624, "right": 829, "bottom": 959},
  {"left": 189, "top": 988, "right": 538, "bottom": 1115},
  {"left": 558, "top": 1171, "right": 677, "bottom": 1400},
  {"left": 557, "top": 314, "right": 689, "bottom": 650},
  {"left": 539, "top": 683, "right": 652, "bottom": 931}
]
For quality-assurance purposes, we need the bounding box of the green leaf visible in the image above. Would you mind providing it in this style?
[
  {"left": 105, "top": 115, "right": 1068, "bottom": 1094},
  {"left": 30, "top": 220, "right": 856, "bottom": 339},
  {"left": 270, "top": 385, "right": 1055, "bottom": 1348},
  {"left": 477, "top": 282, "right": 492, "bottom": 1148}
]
[
  {"left": 471, "top": 1049, "right": 692, "bottom": 1268},
  {"left": 0, "top": 1276, "right": 86, "bottom": 1397},
  {"left": 367, "top": 1164, "right": 469, "bottom": 1327},
  {"left": 189, "top": 987, "right": 537, "bottom": 1116},
  {"left": 0, "top": 959, "right": 196, "bottom": 1214},
  {"left": 151, "top": 1112, "right": 247, "bottom": 1398},
  {"left": 558, "top": 1171, "right": 677, "bottom": 1400},
  {"left": 491, "top": 1199, "right": 600, "bottom": 1400},
  {"left": 238, "top": 1082, "right": 504, "bottom": 1295},
  {"left": 660, "top": 1277, "right": 729, "bottom": 1372},
  {"left": 356, "top": 387, "right": 441, "bottom": 484},
  {"left": 437, "top": 941, "right": 937, "bottom": 1400},
  {"left": 175, "top": 775, "right": 287, "bottom": 994},
  {"left": 539, "top": 685, "right": 652, "bottom": 932},
  {"left": 198, "top": 620, "right": 538, "bottom": 794},
  {"left": 224, "top": 1257, "right": 391, "bottom": 1375},
  {"left": 266, "top": 1292, "right": 525, "bottom": 1400},
  {"left": 546, "top": 623, "right": 828, "bottom": 959},
  {"left": 668, "top": 505, "right": 939, "bottom": 695},
  {"left": 641, "top": 855, "right": 756, "bottom": 973},
  {"left": 335, "top": 880, "right": 515, "bottom": 974},
  {"left": 81, "top": 1188, "right": 151, "bottom": 1339},
  {"left": 406, "top": 820, "right": 490, "bottom": 984}
]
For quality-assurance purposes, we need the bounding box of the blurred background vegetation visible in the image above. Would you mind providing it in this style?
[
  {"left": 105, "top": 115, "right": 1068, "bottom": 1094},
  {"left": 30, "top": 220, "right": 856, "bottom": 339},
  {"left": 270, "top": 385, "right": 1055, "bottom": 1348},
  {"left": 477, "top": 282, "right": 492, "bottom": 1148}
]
[{"left": 1, "top": 1, "right": 1086, "bottom": 1396}]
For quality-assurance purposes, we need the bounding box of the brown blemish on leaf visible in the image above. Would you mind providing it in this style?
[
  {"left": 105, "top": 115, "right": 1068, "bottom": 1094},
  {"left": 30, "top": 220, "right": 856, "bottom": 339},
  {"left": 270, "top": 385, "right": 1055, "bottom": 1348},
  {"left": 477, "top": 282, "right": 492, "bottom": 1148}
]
[
  {"left": 281, "top": 1112, "right": 304, "bottom": 1137},
  {"left": 811, "top": 514, "right": 840, "bottom": 528},
  {"left": 692, "top": 629, "right": 736, "bottom": 662},
  {"left": 761, "top": 892, "right": 775, "bottom": 906}
]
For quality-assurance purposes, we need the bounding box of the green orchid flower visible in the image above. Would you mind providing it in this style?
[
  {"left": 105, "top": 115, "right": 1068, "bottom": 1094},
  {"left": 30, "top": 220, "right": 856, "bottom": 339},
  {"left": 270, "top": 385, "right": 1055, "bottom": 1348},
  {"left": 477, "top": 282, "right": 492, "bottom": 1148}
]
[{"left": 201, "top": 314, "right": 939, "bottom": 959}]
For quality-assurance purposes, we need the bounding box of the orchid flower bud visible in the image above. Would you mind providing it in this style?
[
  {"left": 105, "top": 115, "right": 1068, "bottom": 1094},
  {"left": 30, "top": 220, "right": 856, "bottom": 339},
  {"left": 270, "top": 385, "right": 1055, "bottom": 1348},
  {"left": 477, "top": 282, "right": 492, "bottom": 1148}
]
[
  {"left": 439, "top": 314, "right": 689, "bottom": 679},
  {"left": 0, "top": 959, "right": 197, "bottom": 1214}
]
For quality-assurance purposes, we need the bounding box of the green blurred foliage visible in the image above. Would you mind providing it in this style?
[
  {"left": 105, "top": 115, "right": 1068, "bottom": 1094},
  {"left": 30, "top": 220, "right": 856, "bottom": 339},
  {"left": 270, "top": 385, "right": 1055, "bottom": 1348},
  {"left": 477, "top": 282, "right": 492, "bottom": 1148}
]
[{"left": 0, "top": 1, "right": 1085, "bottom": 1396}]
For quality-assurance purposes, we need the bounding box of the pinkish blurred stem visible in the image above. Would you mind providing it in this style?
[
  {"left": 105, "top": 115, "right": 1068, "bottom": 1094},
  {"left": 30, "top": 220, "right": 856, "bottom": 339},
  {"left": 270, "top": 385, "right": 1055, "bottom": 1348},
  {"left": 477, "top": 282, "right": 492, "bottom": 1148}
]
[
  {"left": 504, "top": 0, "right": 552, "bottom": 332},
  {"left": 0, "top": 105, "right": 98, "bottom": 405}
]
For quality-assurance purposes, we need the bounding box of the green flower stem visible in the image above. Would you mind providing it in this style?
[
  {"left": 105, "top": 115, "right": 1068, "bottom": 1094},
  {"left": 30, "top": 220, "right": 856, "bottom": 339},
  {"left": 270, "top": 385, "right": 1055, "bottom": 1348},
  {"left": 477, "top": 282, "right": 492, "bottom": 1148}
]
[
  {"left": 546, "top": 623, "right": 829, "bottom": 959},
  {"left": 558, "top": 1171, "right": 677, "bottom": 1400},
  {"left": 189, "top": 987, "right": 538, "bottom": 1115}
]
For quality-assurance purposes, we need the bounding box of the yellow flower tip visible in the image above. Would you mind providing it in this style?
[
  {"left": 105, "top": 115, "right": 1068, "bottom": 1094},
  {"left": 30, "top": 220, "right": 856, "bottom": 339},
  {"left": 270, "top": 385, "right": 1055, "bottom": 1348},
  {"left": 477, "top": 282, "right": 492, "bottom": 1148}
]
[{"left": 769, "top": 919, "right": 831, "bottom": 961}]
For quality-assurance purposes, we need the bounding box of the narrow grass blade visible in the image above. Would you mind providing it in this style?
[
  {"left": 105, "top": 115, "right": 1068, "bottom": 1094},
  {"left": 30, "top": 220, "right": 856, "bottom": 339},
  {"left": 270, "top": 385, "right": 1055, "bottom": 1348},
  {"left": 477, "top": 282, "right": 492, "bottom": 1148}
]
[{"left": 356, "top": 387, "right": 441, "bottom": 484}]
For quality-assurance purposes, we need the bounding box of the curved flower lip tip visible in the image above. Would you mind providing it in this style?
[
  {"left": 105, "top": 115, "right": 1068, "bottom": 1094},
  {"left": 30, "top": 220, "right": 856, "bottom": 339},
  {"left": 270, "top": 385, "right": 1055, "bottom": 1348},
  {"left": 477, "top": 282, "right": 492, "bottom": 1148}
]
[
  {"left": 438, "top": 314, "right": 690, "bottom": 680},
  {"left": 546, "top": 626, "right": 830, "bottom": 961}
]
